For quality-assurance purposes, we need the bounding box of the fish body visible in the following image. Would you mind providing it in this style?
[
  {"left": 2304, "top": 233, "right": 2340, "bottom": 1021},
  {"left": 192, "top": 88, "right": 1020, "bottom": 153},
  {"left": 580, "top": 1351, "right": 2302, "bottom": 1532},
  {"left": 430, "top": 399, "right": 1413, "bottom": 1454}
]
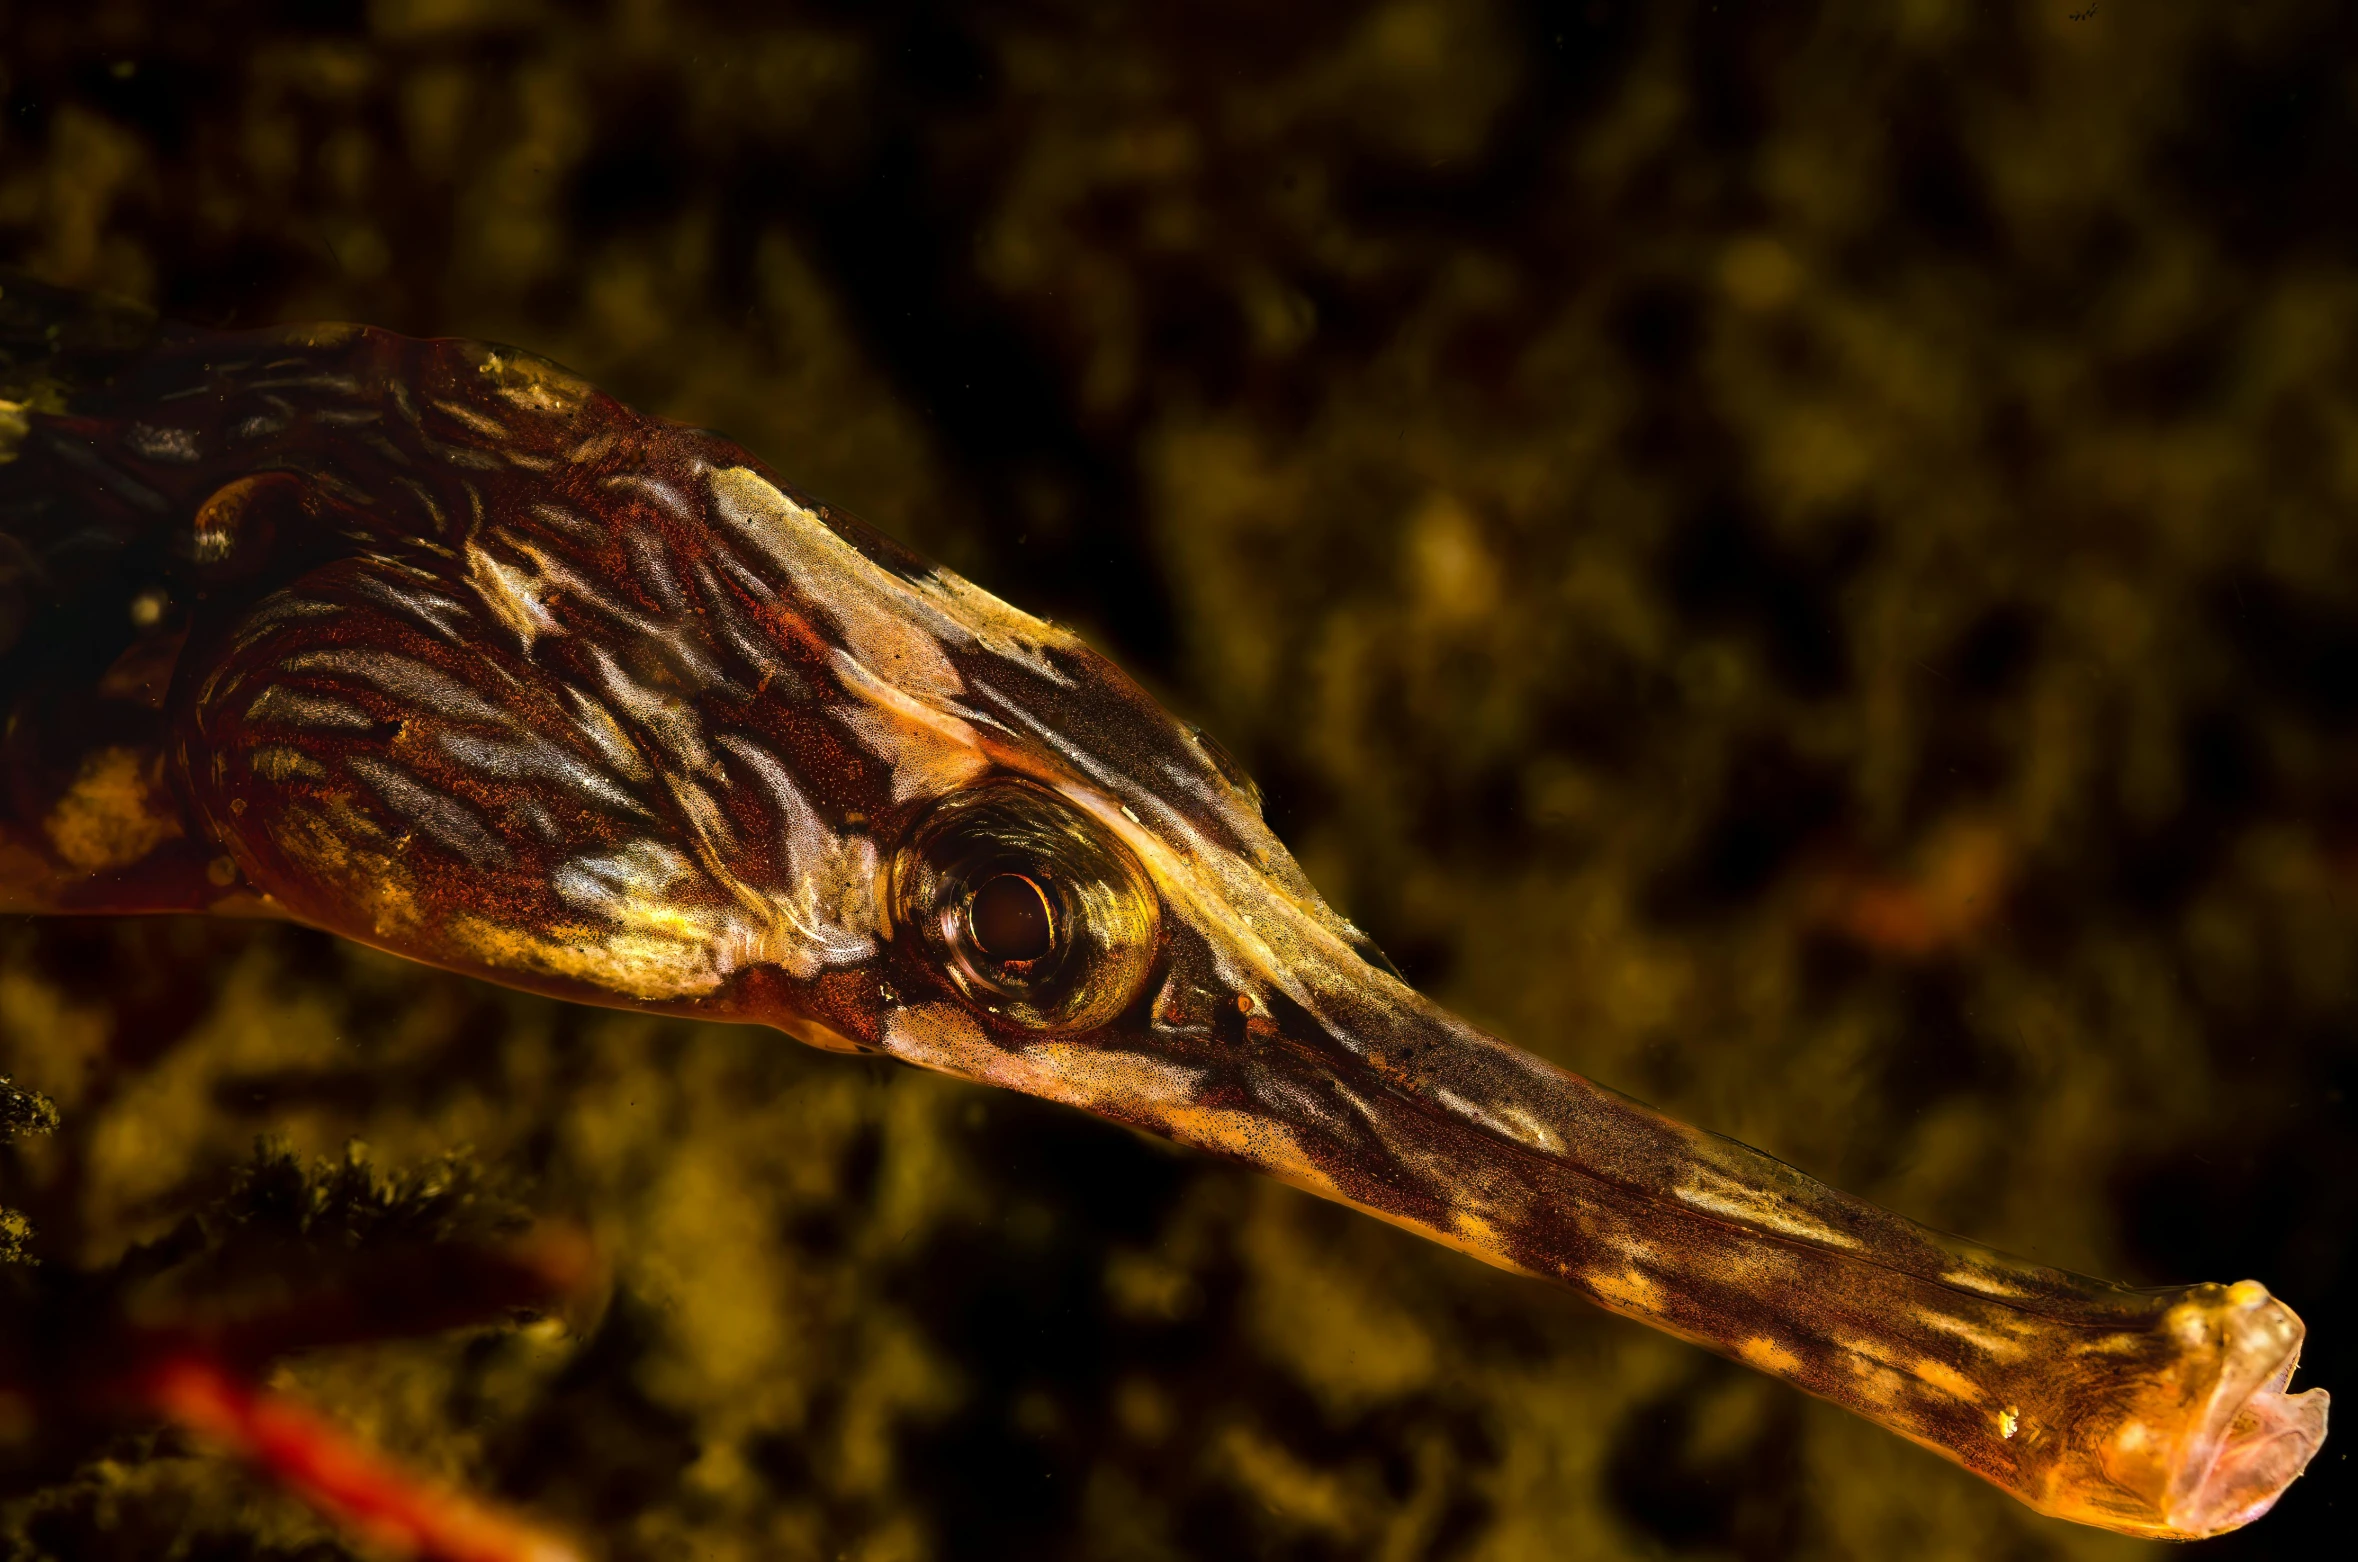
[{"left": 0, "top": 278, "right": 2325, "bottom": 1539}]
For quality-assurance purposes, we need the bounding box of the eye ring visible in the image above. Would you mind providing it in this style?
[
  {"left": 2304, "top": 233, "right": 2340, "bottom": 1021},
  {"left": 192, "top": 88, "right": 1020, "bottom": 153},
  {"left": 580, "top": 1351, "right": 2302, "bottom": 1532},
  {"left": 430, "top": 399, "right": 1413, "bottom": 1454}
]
[{"left": 893, "top": 780, "right": 1159, "bottom": 1031}]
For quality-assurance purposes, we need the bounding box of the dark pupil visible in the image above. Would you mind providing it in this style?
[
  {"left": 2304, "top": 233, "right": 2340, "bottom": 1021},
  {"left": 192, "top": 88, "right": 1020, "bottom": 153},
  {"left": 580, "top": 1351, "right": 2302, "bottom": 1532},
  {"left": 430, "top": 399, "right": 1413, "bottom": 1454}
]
[{"left": 968, "top": 873, "right": 1055, "bottom": 963}]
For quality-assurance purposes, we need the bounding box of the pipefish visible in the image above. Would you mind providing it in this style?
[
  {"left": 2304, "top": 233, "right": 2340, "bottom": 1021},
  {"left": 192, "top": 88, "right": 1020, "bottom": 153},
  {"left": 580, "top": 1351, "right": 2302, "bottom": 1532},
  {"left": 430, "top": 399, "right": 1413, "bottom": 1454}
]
[{"left": 0, "top": 277, "right": 2325, "bottom": 1540}]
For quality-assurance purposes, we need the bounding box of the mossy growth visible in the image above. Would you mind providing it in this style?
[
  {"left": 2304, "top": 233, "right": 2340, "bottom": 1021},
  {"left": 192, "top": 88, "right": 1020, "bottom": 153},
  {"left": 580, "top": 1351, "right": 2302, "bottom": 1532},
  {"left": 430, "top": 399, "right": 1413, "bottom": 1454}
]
[{"left": 0, "top": 1078, "right": 56, "bottom": 1267}]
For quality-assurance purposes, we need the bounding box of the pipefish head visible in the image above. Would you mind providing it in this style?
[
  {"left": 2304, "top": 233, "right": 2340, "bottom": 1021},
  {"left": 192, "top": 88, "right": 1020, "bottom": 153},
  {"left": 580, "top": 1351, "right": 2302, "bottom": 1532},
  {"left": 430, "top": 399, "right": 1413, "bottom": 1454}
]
[{"left": 171, "top": 356, "right": 1444, "bottom": 1211}]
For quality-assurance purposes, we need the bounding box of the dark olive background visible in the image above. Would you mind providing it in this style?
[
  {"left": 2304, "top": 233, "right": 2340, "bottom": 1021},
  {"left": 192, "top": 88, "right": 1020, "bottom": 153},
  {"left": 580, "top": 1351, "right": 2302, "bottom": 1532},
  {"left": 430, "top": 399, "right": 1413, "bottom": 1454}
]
[{"left": 0, "top": 2, "right": 2353, "bottom": 1558}]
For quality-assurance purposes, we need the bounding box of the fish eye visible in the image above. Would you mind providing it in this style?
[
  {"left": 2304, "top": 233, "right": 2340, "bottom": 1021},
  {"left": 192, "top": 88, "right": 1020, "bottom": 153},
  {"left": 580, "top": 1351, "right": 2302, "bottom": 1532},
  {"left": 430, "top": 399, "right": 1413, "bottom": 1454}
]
[{"left": 892, "top": 780, "right": 1158, "bottom": 1031}]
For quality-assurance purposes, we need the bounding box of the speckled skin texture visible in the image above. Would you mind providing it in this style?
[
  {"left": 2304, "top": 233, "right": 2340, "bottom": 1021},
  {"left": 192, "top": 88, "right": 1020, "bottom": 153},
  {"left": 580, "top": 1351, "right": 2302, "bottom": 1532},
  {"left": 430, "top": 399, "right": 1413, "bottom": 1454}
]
[{"left": 0, "top": 4, "right": 2351, "bottom": 1560}]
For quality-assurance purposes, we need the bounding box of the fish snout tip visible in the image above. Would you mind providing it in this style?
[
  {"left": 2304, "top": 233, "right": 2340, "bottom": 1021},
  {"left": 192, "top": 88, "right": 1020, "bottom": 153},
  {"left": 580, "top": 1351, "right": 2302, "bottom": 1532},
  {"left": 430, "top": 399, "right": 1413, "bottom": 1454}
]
[{"left": 2034, "top": 1278, "right": 2330, "bottom": 1539}]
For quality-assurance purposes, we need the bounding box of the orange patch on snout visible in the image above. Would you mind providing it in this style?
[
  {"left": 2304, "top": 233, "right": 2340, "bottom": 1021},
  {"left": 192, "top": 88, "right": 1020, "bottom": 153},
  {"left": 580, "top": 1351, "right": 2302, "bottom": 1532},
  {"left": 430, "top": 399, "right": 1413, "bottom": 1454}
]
[{"left": 1911, "top": 1356, "right": 1984, "bottom": 1404}]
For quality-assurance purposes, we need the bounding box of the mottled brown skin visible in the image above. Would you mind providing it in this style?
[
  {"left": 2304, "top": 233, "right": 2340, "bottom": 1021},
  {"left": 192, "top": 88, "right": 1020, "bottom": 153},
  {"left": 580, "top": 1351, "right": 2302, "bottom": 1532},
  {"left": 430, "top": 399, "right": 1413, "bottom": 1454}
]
[{"left": 0, "top": 282, "right": 2326, "bottom": 1539}]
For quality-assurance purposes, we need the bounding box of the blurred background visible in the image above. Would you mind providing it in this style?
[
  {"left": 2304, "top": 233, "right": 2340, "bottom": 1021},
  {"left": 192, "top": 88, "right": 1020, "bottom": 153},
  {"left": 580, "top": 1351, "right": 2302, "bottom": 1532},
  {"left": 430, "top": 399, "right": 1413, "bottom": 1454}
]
[{"left": 0, "top": 1, "right": 2353, "bottom": 1557}]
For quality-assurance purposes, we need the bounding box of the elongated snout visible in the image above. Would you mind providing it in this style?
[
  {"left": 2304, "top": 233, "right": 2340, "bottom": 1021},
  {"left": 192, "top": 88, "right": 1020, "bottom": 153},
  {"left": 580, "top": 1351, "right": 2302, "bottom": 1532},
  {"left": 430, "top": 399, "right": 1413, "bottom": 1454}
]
[{"left": 1240, "top": 983, "right": 2327, "bottom": 1540}]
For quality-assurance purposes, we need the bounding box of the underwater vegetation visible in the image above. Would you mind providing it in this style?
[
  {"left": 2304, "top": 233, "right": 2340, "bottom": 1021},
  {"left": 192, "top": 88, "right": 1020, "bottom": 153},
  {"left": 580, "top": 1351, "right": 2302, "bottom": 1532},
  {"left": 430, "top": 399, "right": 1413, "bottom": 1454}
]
[{"left": 0, "top": 2, "right": 2354, "bottom": 1559}]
